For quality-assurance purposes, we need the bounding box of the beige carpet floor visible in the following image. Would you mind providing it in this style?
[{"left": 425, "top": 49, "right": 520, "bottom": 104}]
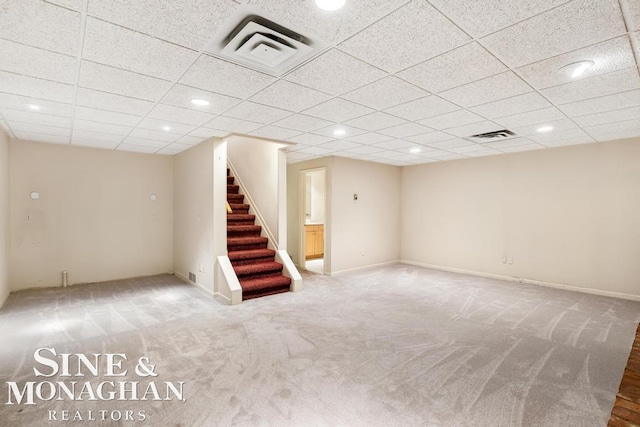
[{"left": 1, "top": 265, "right": 639, "bottom": 426}]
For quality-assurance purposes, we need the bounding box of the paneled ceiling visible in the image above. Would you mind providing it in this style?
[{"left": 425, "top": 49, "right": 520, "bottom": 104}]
[{"left": 1, "top": 0, "right": 639, "bottom": 166}]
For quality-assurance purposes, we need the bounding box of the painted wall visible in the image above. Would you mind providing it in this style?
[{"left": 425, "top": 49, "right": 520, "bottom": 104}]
[
  {"left": 307, "top": 169, "right": 325, "bottom": 224},
  {"left": 173, "top": 140, "right": 215, "bottom": 294},
  {"left": 401, "top": 137, "right": 640, "bottom": 298},
  {"left": 0, "top": 129, "right": 9, "bottom": 306},
  {"left": 287, "top": 156, "right": 401, "bottom": 275},
  {"left": 227, "top": 136, "right": 287, "bottom": 247},
  {"left": 9, "top": 139, "right": 173, "bottom": 291}
]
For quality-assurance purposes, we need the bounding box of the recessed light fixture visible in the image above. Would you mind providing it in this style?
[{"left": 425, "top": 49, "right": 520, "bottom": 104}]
[
  {"left": 162, "top": 125, "right": 172, "bottom": 131},
  {"left": 409, "top": 147, "right": 422, "bottom": 154},
  {"left": 28, "top": 104, "right": 41, "bottom": 111},
  {"left": 558, "top": 60, "right": 594, "bottom": 79},
  {"left": 333, "top": 129, "right": 346, "bottom": 136},
  {"left": 537, "top": 125, "right": 554, "bottom": 133},
  {"left": 315, "top": 0, "right": 346, "bottom": 11},
  {"left": 190, "top": 98, "right": 210, "bottom": 106}
]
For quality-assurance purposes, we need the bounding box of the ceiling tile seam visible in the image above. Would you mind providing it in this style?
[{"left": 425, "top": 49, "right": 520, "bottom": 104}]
[
  {"left": 537, "top": 64, "right": 640, "bottom": 91},
  {"left": 68, "top": 0, "right": 89, "bottom": 146},
  {"left": 618, "top": 0, "right": 640, "bottom": 66},
  {"left": 390, "top": 39, "right": 479, "bottom": 76},
  {"left": 1, "top": 117, "right": 72, "bottom": 130},
  {"left": 42, "top": 0, "right": 79, "bottom": 12},
  {"left": 0, "top": 105, "right": 74, "bottom": 120},
  {"left": 0, "top": 69, "right": 76, "bottom": 90},
  {"left": 0, "top": 112, "right": 16, "bottom": 139},
  {"left": 79, "top": 59, "right": 175, "bottom": 84},
  {"left": 0, "top": 36, "right": 78, "bottom": 60},
  {"left": 554, "top": 87, "right": 640, "bottom": 110}
]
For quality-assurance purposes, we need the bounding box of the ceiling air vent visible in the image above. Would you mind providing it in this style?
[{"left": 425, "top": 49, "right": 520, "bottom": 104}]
[
  {"left": 204, "top": 7, "right": 327, "bottom": 76},
  {"left": 466, "top": 129, "right": 516, "bottom": 143}
]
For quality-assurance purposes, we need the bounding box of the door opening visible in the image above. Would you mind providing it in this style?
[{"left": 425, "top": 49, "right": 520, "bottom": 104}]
[{"left": 301, "top": 169, "right": 326, "bottom": 274}]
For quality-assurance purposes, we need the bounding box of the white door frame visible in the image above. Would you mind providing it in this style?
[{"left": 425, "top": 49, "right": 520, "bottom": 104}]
[{"left": 298, "top": 167, "right": 327, "bottom": 273}]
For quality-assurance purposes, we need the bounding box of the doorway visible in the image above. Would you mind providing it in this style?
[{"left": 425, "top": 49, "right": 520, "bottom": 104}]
[{"left": 301, "top": 168, "right": 326, "bottom": 274}]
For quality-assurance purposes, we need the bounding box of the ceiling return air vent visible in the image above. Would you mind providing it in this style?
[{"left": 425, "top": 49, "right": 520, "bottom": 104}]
[
  {"left": 465, "top": 129, "right": 516, "bottom": 143},
  {"left": 204, "top": 7, "right": 327, "bottom": 76}
]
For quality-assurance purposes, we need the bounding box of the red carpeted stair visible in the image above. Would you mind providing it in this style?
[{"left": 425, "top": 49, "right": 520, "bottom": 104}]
[{"left": 227, "top": 168, "right": 291, "bottom": 300}]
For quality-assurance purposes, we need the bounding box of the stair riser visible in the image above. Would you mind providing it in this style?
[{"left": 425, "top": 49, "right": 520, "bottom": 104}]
[
  {"left": 230, "top": 257, "right": 276, "bottom": 266},
  {"left": 227, "top": 177, "right": 234, "bottom": 184},
  {"left": 228, "top": 232, "right": 262, "bottom": 238},
  {"left": 228, "top": 221, "right": 254, "bottom": 226},
  {"left": 228, "top": 243, "right": 268, "bottom": 251},
  {"left": 227, "top": 195, "right": 245, "bottom": 203},
  {"left": 235, "top": 269, "right": 283, "bottom": 279},
  {"left": 227, "top": 185, "right": 240, "bottom": 194},
  {"left": 243, "top": 286, "right": 289, "bottom": 300}
]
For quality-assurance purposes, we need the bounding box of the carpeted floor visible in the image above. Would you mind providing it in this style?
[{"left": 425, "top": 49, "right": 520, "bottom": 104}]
[{"left": 0, "top": 265, "right": 638, "bottom": 426}]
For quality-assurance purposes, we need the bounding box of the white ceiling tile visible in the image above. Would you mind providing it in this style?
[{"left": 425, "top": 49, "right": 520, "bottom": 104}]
[
  {"left": 47, "top": 0, "right": 81, "bottom": 10},
  {"left": 147, "top": 104, "right": 215, "bottom": 127},
  {"left": 510, "top": 118, "right": 578, "bottom": 137},
  {"left": 344, "top": 112, "right": 407, "bottom": 132},
  {"left": 384, "top": 96, "right": 460, "bottom": 121},
  {"left": 202, "top": 116, "right": 262, "bottom": 134},
  {"left": 447, "top": 120, "right": 504, "bottom": 138},
  {"left": 438, "top": 72, "right": 531, "bottom": 108},
  {"left": 542, "top": 137, "right": 595, "bottom": 147},
  {"left": 222, "top": 102, "right": 291, "bottom": 125},
  {"left": 190, "top": 128, "right": 227, "bottom": 139},
  {"left": 428, "top": 0, "right": 569, "bottom": 38},
  {"left": 73, "top": 119, "right": 132, "bottom": 135},
  {"left": 470, "top": 92, "right": 552, "bottom": 120},
  {"left": 339, "top": 0, "right": 470, "bottom": 73},
  {"left": 481, "top": 0, "right": 627, "bottom": 68},
  {"left": 344, "top": 132, "right": 394, "bottom": 145},
  {"left": 1, "top": 109, "right": 72, "bottom": 127},
  {"left": 179, "top": 55, "right": 275, "bottom": 99},
  {"left": 71, "top": 139, "right": 120, "bottom": 149},
  {"left": 560, "top": 90, "right": 640, "bottom": 117},
  {"left": 311, "top": 124, "right": 366, "bottom": 139},
  {"left": 495, "top": 107, "right": 566, "bottom": 128},
  {"left": 302, "top": 98, "right": 374, "bottom": 122},
  {"left": 572, "top": 106, "right": 640, "bottom": 128},
  {"left": 286, "top": 151, "right": 316, "bottom": 162},
  {"left": 516, "top": 36, "right": 636, "bottom": 89},
  {"left": 287, "top": 143, "right": 312, "bottom": 152},
  {"left": 0, "top": 0, "right": 79, "bottom": 55},
  {"left": 83, "top": 18, "right": 199, "bottom": 81},
  {"left": 72, "top": 130, "right": 126, "bottom": 143},
  {"left": 294, "top": 146, "right": 335, "bottom": 156},
  {"left": 249, "top": 126, "right": 302, "bottom": 141},
  {"left": 130, "top": 128, "right": 180, "bottom": 142},
  {"left": 76, "top": 88, "right": 154, "bottom": 116},
  {"left": 373, "top": 139, "right": 414, "bottom": 150},
  {"left": 10, "top": 122, "right": 70, "bottom": 137},
  {"left": 120, "top": 137, "right": 168, "bottom": 148},
  {"left": 498, "top": 143, "right": 546, "bottom": 153},
  {"left": 0, "top": 93, "right": 73, "bottom": 117},
  {"left": 74, "top": 106, "right": 142, "bottom": 127},
  {"left": 343, "top": 77, "right": 428, "bottom": 110},
  {"left": 316, "top": 140, "right": 362, "bottom": 151},
  {"left": 366, "top": 150, "right": 407, "bottom": 159},
  {"left": 157, "top": 144, "right": 192, "bottom": 155},
  {"left": 176, "top": 135, "right": 206, "bottom": 145},
  {"left": 465, "top": 149, "right": 503, "bottom": 158},
  {"left": 79, "top": 61, "right": 172, "bottom": 101},
  {"left": 425, "top": 138, "right": 477, "bottom": 150},
  {"left": 117, "top": 143, "right": 162, "bottom": 154},
  {"left": 335, "top": 152, "right": 370, "bottom": 161},
  {"left": 136, "top": 118, "right": 196, "bottom": 135},
  {"left": 377, "top": 122, "right": 432, "bottom": 138},
  {"left": 87, "top": 0, "right": 237, "bottom": 50},
  {"left": 592, "top": 129, "right": 640, "bottom": 142},
  {"left": 483, "top": 138, "right": 532, "bottom": 150},
  {"left": 541, "top": 67, "right": 640, "bottom": 105},
  {"left": 250, "top": 81, "right": 332, "bottom": 112},
  {"left": 284, "top": 49, "right": 387, "bottom": 96},
  {"left": 529, "top": 127, "right": 592, "bottom": 144},
  {"left": 418, "top": 110, "right": 485, "bottom": 130},
  {"left": 14, "top": 131, "right": 69, "bottom": 144},
  {"left": 0, "top": 39, "right": 76, "bottom": 84},
  {"left": 271, "top": 115, "right": 333, "bottom": 132},
  {"left": 0, "top": 71, "right": 74, "bottom": 103},
  {"left": 448, "top": 143, "right": 493, "bottom": 154},
  {"left": 584, "top": 119, "right": 640, "bottom": 136},
  {"left": 405, "top": 131, "right": 456, "bottom": 145},
  {"left": 398, "top": 43, "right": 507, "bottom": 93},
  {"left": 160, "top": 84, "right": 240, "bottom": 115},
  {"left": 285, "top": 133, "right": 333, "bottom": 146},
  {"left": 345, "top": 145, "right": 386, "bottom": 155}
]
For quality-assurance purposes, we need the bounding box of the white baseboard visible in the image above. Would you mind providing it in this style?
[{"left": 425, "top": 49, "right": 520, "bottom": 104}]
[
  {"left": 328, "top": 260, "right": 399, "bottom": 277},
  {"left": 399, "top": 260, "right": 640, "bottom": 302},
  {"left": 174, "top": 272, "right": 215, "bottom": 298}
]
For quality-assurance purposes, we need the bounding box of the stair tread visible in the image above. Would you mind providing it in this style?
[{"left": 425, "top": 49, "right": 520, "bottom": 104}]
[
  {"left": 234, "top": 261, "right": 283, "bottom": 276},
  {"left": 228, "top": 236, "right": 268, "bottom": 245},
  {"left": 229, "top": 203, "right": 250, "bottom": 209},
  {"left": 227, "top": 214, "right": 255, "bottom": 221},
  {"left": 228, "top": 249, "right": 275, "bottom": 259},
  {"left": 227, "top": 225, "right": 261, "bottom": 232}
]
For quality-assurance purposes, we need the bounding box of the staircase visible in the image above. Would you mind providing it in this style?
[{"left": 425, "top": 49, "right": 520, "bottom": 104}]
[{"left": 227, "top": 168, "right": 291, "bottom": 300}]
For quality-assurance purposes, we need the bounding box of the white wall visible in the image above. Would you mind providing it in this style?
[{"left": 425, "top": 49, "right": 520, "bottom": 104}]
[
  {"left": 308, "top": 169, "right": 325, "bottom": 224},
  {"left": 227, "top": 136, "right": 287, "bottom": 246},
  {"left": 173, "top": 140, "right": 215, "bottom": 294},
  {"left": 0, "top": 129, "right": 9, "bottom": 306},
  {"left": 9, "top": 139, "right": 173, "bottom": 291},
  {"left": 288, "top": 156, "right": 401, "bottom": 275},
  {"left": 401, "top": 137, "right": 640, "bottom": 299}
]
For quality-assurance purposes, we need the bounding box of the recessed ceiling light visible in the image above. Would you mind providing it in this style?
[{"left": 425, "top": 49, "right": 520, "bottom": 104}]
[
  {"left": 558, "top": 60, "right": 594, "bottom": 79},
  {"left": 162, "top": 125, "right": 172, "bottom": 131},
  {"left": 315, "top": 0, "right": 346, "bottom": 11},
  {"left": 537, "top": 125, "right": 554, "bottom": 133},
  {"left": 190, "top": 98, "right": 210, "bottom": 106},
  {"left": 333, "top": 129, "right": 346, "bottom": 136},
  {"left": 28, "top": 104, "right": 41, "bottom": 110},
  {"left": 409, "top": 147, "right": 422, "bottom": 154}
]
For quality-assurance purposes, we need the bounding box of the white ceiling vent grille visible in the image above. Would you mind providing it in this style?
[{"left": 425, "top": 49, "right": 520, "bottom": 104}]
[
  {"left": 204, "top": 7, "right": 327, "bottom": 76},
  {"left": 465, "top": 129, "right": 516, "bottom": 143}
]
